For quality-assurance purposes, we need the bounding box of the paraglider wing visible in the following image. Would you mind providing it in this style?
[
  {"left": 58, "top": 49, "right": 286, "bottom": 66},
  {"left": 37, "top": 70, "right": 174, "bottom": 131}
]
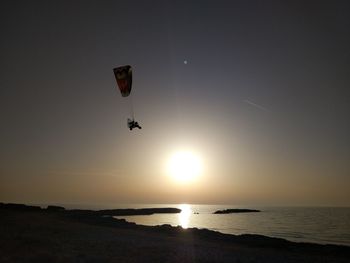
[{"left": 113, "top": 65, "right": 132, "bottom": 97}]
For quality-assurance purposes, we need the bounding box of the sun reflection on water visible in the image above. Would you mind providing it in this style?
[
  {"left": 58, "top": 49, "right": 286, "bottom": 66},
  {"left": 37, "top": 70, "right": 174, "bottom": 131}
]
[{"left": 178, "top": 204, "right": 192, "bottom": 229}]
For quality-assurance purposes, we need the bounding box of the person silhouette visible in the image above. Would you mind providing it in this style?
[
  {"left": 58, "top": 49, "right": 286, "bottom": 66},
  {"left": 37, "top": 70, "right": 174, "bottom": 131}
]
[{"left": 127, "top": 118, "right": 142, "bottom": 130}]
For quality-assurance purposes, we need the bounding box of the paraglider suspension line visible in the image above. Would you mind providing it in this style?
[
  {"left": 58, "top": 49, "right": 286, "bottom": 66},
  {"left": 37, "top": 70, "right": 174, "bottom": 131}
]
[{"left": 129, "top": 94, "right": 135, "bottom": 120}]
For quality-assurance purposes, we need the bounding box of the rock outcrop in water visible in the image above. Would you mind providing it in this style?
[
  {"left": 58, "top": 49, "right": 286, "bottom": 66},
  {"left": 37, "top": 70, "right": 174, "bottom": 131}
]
[
  {"left": 0, "top": 202, "right": 180, "bottom": 216},
  {"left": 46, "top": 205, "right": 65, "bottom": 211},
  {"left": 0, "top": 202, "right": 42, "bottom": 211},
  {"left": 214, "top": 209, "right": 260, "bottom": 214},
  {"left": 95, "top": 208, "right": 181, "bottom": 216}
]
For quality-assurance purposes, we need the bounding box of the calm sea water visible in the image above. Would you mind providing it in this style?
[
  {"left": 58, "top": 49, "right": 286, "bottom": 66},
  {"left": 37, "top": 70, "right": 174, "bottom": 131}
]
[{"left": 111, "top": 204, "right": 350, "bottom": 246}]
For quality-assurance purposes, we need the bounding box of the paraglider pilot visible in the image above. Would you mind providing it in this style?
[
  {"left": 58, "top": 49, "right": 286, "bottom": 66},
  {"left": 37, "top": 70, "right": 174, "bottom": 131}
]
[{"left": 128, "top": 118, "right": 142, "bottom": 130}]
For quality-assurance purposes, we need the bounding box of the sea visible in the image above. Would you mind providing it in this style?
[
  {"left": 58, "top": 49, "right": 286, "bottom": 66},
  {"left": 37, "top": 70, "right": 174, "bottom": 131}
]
[
  {"left": 61, "top": 203, "right": 350, "bottom": 246},
  {"left": 111, "top": 204, "right": 350, "bottom": 247}
]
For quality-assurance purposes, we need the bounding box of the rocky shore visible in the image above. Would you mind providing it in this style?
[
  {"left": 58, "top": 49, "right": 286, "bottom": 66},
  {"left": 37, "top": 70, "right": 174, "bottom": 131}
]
[{"left": 1, "top": 203, "right": 349, "bottom": 262}]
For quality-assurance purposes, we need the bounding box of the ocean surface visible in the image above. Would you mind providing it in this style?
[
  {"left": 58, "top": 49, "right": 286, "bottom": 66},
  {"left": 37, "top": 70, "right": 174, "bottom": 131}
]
[{"left": 110, "top": 204, "right": 350, "bottom": 246}]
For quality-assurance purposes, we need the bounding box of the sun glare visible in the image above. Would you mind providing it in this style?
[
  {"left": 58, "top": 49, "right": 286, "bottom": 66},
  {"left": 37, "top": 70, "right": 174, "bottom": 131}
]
[
  {"left": 167, "top": 151, "right": 202, "bottom": 183},
  {"left": 178, "top": 204, "right": 192, "bottom": 228}
]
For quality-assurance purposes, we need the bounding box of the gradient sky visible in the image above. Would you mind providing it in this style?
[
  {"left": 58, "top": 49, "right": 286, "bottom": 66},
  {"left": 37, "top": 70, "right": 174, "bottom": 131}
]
[{"left": 1, "top": 0, "right": 349, "bottom": 206}]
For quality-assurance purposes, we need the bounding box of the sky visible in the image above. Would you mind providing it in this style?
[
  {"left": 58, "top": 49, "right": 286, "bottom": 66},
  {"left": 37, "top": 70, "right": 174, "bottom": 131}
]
[{"left": 1, "top": 0, "right": 349, "bottom": 207}]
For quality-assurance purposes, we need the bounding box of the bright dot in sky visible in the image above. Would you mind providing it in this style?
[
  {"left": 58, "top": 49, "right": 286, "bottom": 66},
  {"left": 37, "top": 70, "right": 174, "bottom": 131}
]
[
  {"left": 167, "top": 151, "right": 202, "bottom": 183},
  {"left": 183, "top": 60, "right": 188, "bottom": 64}
]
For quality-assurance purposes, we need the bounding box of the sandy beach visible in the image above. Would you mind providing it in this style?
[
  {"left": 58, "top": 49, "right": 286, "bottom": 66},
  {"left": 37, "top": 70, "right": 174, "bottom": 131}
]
[{"left": 1, "top": 205, "right": 349, "bottom": 263}]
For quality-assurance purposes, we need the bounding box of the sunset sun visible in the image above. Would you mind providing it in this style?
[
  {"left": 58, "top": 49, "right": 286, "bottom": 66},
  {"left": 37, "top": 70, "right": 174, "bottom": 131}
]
[{"left": 167, "top": 151, "right": 202, "bottom": 183}]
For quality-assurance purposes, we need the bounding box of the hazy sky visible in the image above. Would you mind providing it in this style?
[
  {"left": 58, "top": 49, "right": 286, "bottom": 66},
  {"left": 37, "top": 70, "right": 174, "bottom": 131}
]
[{"left": 1, "top": 0, "right": 349, "bottom": 206}]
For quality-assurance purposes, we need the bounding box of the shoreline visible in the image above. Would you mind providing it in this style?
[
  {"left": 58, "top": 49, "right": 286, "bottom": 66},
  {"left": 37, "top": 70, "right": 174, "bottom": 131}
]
[{"left": 1, "top": 203, "right": 349, "bottom": 262}]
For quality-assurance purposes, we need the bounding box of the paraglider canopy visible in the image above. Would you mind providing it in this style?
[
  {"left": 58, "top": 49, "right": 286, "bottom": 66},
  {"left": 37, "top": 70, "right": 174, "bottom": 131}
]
[{"left": 113, "top": 65, "right": 132, "bottom": 97}]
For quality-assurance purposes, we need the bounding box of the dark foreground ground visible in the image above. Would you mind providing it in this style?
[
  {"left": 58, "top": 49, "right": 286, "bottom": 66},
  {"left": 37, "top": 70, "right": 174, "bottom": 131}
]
[{"left": 1, "top": 205, "right": 349, "bottom": 263}]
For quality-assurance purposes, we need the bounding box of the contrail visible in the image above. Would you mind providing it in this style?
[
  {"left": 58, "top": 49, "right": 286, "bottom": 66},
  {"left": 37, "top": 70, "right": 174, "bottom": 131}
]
[{"left": 244, "top": 99, "right": 270, "bottom": 112}]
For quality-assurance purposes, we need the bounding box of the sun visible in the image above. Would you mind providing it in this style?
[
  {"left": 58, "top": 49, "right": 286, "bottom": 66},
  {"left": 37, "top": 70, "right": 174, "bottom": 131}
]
[{"left": 167, "top": 151, "right": 202, "bottom": 183}]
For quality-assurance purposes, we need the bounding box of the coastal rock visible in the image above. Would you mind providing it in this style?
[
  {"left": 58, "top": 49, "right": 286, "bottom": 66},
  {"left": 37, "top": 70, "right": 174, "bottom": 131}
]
[
  {"left": 95, "top": 208, "right": 181, "bottom": 216},
  {"left": 46, "top": 205, "right": 65, "bottom": 211},
  {"left": 214, "top": 209, "right": 260, "bottom": 214},
  {"left": 0, "top": 202, "right": 42, "bottom": 211}
]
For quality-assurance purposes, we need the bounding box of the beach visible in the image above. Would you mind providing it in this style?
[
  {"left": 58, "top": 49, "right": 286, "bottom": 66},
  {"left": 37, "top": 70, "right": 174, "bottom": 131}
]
[{"left": 1, "top": 205, "right": 349, "bottom": 262}]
